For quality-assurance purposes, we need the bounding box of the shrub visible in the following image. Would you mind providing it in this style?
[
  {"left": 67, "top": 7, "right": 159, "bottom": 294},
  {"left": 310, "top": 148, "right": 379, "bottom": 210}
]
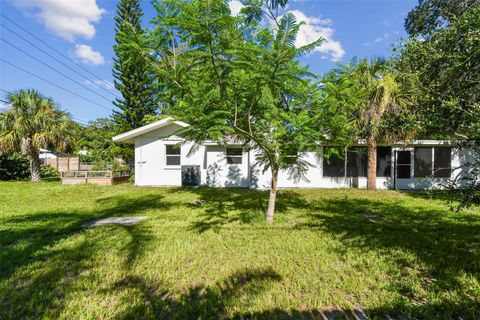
[
  {"left": 78, "top": 153, "right": 97, "bottom": 164},
  {"left": 40, "top": 164, "right": 60, "bottom": 179},
  {"left": 91, "top": 160, "right": 130, "bottom": 171},
  {"left": 0, "top": 153, "right": 30, "bottom": 180}
]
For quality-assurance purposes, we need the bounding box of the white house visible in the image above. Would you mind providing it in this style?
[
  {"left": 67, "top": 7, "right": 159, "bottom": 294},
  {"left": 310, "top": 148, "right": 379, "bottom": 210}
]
[
  {"left": 113, "top": 117, "right": 473, "bottom": 190},
  {"left": 39, "top": 148, "right": 65, "bottom": 160}
]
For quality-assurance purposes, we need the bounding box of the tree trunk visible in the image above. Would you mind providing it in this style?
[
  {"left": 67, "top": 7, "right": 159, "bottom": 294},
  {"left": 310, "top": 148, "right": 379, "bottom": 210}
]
[
  {"left": 266, "top": 168, "right": 278, "bottom": 224},
  {"left": 367, "top": 134, "right": 377, "bottom": 191},
  {"left": 29, "top": 154, "right": 41, "bottom": 182}
]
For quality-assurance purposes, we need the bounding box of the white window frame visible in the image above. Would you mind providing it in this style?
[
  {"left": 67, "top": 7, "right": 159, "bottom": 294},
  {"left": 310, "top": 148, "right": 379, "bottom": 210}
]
[
  {"left": 413, "top": 146, "right": 433, "bottom": 178},
  {"left": 395, "top": 147, "right": 414, "bottom": 179},
  {"left": 165, "top": 144, "right": 181, "bottom": 167},
  {"left": 412, "top": 146, "right": 452, "bottom": 178},
  {"left": 226, "top": 147, "right": 243, "bottom": 165}
]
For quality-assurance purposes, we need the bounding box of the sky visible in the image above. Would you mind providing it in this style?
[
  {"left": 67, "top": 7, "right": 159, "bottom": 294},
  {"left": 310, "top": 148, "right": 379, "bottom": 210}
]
[{"left": 0, "top": 0, "right": 417, "bottom": 124}]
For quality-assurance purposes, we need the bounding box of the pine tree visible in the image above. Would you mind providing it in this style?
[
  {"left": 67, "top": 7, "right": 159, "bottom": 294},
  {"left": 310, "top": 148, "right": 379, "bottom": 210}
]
[{"left": 112, "top": 0, "right": 157, "bottom": 135}]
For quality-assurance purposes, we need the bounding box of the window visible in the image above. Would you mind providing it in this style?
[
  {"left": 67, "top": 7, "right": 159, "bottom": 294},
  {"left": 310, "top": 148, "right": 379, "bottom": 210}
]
[
  {"left": 226, "top": 148, "right": 242, "bottom": 164},
  {"left": 414, "top": 147, "right": 433, "bottom": 177},
  {"left": 396, "top": 150, "right": 411, "bottom": 178},
  {"left": 166, "top": 144, "right": 181, "bottom": 166},
  {"left": 323, "top": 147, "right": 345, "bottom": 177},
  {"left": 347, "top": 147, "right": 367, "bottom": 177},
  {"left": 377, "top": 147, "right": 392, "bottom": 177},
  {"left": 412, "top": 147, "right": 452, "bottom": 178},
  {"left": 283, "top": 147, "right": 299, "bottom": 165},
  {"left": 434, "top": 147, "right": 451, "bottom": 177}
]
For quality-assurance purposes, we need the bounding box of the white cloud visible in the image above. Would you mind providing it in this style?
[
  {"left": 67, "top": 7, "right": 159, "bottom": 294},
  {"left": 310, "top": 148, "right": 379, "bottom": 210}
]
[
  {"left": 287, "top": 10, "right": 345, "bottom": 61},
  {"left": 74, "top": 44, "right": 105, "bottom": 65},
  {"left": 84, "top": 79, "right": 114, "bottom": 90},
  {"left": 12, "top": 0, "right": 105, "bottom": 41},
  {"left": 374, "top": 33, "right": 390, "bottom": 43},
  {"left": 364, "top": 31, "right": 399, "bottom": 46},
  {"left": 0, "top": 101, "right": 11, "bottom": 112},
  {"left": 229, "top": 0, "right": 244, "bottom": 16}
]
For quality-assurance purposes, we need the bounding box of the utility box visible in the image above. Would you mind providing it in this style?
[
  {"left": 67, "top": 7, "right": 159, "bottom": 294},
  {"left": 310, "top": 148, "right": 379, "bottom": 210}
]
[{"left": 181, "top": 165, "right": 201, "bottom": 187}]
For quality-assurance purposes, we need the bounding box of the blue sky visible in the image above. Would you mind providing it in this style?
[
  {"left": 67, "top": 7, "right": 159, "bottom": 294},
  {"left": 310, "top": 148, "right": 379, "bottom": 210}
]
[{"left": 0, "top": 0, "right": 417, "bottom": 123}]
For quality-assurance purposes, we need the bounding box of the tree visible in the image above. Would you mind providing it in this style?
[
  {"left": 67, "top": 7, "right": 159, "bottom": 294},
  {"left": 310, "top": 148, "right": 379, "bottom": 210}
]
[
  {"left": 145, "top": 0, "right": 351, "bottom": 222},
  {"left": 400, "top": 2, "right": 480, "bottom": 208},
  {"left": 75, "top": 118, "right": 123, "bottom": 163},
  {"left": 442, "top": 139, "right": 480, "bottom": 210},
  {"left": 0, "top": 89, "right": 76, "bottom": 182},
  {"left": 327, "top": 59, "right": 420, "bottom": 190},
  {"left": 405, "top": 0, "right": 479, "bottom": 36},
  {"left": 112, "top": 0, "right": 158, "bottom": 136},
  {"left": 397, "top": 5, "right": 480, "bottom": 138}
]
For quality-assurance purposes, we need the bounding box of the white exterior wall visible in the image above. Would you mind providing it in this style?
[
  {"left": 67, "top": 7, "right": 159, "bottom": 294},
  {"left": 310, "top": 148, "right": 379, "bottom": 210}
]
[
  {"left": 132, "top": 125, "right": 471, "bottom": 190},
  {"left": 205, "top": 146, "right": 250, "bottom": 187},
  {"left": 390, "top": 145, "right": 462, "bottom": 190},
  {"left": 245, "top": 145, "right": 466, "bottom": 190},
  {"left": 251, "top": 148, "right": 390, "bottom": 190},
  {"left": 134, "top": 126, "right": 250, "bottom": 187},
  {"left": 134, "top": 124, "right": 207, "bottom": 187}
]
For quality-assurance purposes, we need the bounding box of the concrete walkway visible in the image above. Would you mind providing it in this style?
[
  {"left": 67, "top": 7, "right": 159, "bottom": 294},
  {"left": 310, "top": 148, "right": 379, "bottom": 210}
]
[{"left": 83, "top": 216, "right": 147, "bottom": 228}]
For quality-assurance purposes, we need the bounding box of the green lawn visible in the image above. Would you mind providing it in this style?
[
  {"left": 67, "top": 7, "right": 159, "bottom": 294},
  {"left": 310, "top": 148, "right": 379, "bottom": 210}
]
[{"left": 1, "top": 182, "right": 479, "bottom": 319}]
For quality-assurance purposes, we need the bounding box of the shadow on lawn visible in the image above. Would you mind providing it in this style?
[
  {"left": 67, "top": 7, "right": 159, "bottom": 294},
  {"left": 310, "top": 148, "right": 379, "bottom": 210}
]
[
  {"left": 0, "top": 193, "right": 170, "bottom": 319},
  {"left": 296, "top": 196, "right": 480, "bottom": 318},
  {"left": 170, "top": 187, "right": 310, "bottom": 233},
  {"left": 0, "top": 194, "right": 169, "bottom": 280},
  {"left": 228, "top": 301, "right": 480, "bottom": 320},
  {"left": 110, "top": 267, "right": 283, "bottom": 320},
  {"left": 2, "top": 187, "right": 480, "bottom": 319}
]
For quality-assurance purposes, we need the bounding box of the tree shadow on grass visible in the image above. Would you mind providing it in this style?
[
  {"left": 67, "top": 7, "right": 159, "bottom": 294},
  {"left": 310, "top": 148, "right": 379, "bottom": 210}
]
[
  {"left": 0, "top": 194, "right": 170, "bottom": 281},
  {"left": 400, "top": 190, "right": 480, "bottom": 212},
  {"left": 169, "top": 187, "right": 310, "bottom": 233},
  {"left": 228, "top": 301, "right": 480, "bottom": 319},
  {"left": 107, "top": 267, "right": 282, "bottom": 320},
  {"left": 0, "top": 211, "right": 100, "bottom": 281},
  {"left": 0, "top": 231, "right": 101, "bottom": 319},
  {"left": 95, "top": 193, "right": 172, "bottom": 216},
  {"left": 0, "top": 193, "right": 172, "bottom": 319},
  {"left": 115, "top": 223, "right": 156, "bottom": 269},
  {"left": 295, "top": 196, "right": 480, "bottom": 318}
]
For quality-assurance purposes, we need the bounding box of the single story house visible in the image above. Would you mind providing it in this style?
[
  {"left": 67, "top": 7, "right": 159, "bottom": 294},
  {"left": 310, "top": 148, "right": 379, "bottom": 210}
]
[
  {"left": 39, "top": 148, "right": 66, "bottom": 160},
  {"left": 113, "top": 117, "right": 473, "bottom": 190}
]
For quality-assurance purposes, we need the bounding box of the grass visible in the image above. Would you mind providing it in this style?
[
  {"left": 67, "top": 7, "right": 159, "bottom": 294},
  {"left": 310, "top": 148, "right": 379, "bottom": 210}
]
[{"left": 0, "top": 181, "right": 479, "bottom": 319}]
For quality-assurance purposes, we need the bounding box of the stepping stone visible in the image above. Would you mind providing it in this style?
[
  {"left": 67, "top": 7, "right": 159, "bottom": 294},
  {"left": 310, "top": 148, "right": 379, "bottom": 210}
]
[
  {"left": 361, "top": 213, "right": 385, "bottom": 223},
  {"left": 84, "top": 216, "right": 147, "bottom": 228}
]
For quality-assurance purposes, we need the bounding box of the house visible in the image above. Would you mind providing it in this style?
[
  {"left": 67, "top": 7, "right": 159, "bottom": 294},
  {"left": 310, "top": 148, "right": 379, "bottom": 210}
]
[
  {"left": 39, "top": 148, "right": 65, "bottom": 161},
  {"left": 112, "top": 117, "right": 473, "bottom": 190}
]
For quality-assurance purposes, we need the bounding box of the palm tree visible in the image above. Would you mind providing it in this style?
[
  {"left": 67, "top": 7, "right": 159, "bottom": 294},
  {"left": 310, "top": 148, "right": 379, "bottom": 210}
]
[
  {"left": 0, "top": 89, "right": 76, "bottom": 182},
  {"left": 348, "top": 59, "right": 419, "bottom": 190}
]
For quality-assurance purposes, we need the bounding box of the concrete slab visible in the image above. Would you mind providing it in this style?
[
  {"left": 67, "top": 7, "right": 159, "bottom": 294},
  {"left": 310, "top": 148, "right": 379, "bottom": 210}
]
[{"left": 84, "top": 216, "right": 147, "bottom": 228}]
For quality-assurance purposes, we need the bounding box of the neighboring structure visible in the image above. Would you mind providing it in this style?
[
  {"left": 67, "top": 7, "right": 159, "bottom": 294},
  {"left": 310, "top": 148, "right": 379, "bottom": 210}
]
[
  {"left": 39, "top": 148, "right": 65, "bottom": 161},
  {"left": 113, "top": 117, "right": 472, "bottom": 190},
  {"left": 39, "top": 149, "right": 81, "bottom": 172}
]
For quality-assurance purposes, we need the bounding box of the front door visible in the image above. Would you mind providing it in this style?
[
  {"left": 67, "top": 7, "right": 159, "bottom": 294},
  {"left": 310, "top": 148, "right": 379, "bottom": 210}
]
[
  {"left": 396, "top": 150, "right": 412, "bottom": 179},
  {"left": 136, "top": 146, "right": 146, "bottom": 184},
  {"left": 393, "top": 149, "right": 413, "bottom": 189}
]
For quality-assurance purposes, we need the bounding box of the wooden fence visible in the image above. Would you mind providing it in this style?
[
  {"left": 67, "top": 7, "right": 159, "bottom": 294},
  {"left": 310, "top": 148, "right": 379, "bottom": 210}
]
[{"left": 45, "top": 157, "right": 80, "bottom": 172}]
